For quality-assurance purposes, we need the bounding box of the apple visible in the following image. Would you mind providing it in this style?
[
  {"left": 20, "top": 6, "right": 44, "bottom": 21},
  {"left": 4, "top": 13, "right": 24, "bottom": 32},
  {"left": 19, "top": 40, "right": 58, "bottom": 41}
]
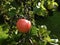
[{"left": 16, "top": 19, "right": 31, "bottom": 33}]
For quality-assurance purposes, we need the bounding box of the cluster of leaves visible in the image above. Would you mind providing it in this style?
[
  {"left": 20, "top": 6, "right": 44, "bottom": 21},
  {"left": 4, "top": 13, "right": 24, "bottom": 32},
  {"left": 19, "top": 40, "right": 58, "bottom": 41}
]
[
  {"left": 33, "top": 0, "right": 58, "bottom": 16},
  {"left": 0, "top": 0, "right": 58, "bottom": 45}
]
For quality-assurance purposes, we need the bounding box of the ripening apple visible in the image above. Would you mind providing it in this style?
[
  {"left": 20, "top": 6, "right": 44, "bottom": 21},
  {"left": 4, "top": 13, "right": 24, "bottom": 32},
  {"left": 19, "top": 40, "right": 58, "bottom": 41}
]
[{"left": 16, "top": 19, "right": 31, "bottom": 33}]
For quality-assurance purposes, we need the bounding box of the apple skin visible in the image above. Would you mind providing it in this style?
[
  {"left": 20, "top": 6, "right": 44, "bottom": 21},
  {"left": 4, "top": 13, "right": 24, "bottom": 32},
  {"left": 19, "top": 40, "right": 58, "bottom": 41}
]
[{"left": 16, "top": 19, "right": 31, "bottom": 33}]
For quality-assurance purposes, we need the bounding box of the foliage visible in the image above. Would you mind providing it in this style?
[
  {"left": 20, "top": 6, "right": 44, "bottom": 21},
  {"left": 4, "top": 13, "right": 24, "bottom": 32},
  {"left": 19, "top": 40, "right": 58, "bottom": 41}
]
[{"left": 0, "top": 0, "right": 59, "bottom": 45}]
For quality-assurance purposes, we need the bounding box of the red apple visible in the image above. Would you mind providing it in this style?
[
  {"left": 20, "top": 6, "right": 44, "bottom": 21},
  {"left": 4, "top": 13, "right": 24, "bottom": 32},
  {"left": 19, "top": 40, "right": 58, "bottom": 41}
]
[{"left": 16, "top": 19, "right": 31, "bottom": 33}]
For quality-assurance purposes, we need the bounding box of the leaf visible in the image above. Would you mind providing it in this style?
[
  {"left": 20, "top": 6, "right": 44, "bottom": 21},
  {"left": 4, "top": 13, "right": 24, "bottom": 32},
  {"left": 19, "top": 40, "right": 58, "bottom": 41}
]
[
  {"left": 33, "top": 5, "right": 48, "bottom": 16},
  {"left": 44, "top": 36, "right": 51, "bottom": 42},
  {"left": 38, "top": 41, "right": 47, "bottom": 45},
  {"left": 30, "top": 26, "right": 38, "bottom": 36},
  {"left": 0, "top": 25, "right": 9, "bottom": 41}
]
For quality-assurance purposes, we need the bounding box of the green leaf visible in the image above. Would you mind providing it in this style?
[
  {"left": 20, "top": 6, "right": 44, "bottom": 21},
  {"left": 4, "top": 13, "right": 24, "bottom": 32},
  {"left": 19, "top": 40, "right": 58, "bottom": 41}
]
[
  {"left": 0, "top": 25, "right": 9, "bottom": 41},
  {"left": 30, "top": 26, "right": 38, "bottom": 36}
]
